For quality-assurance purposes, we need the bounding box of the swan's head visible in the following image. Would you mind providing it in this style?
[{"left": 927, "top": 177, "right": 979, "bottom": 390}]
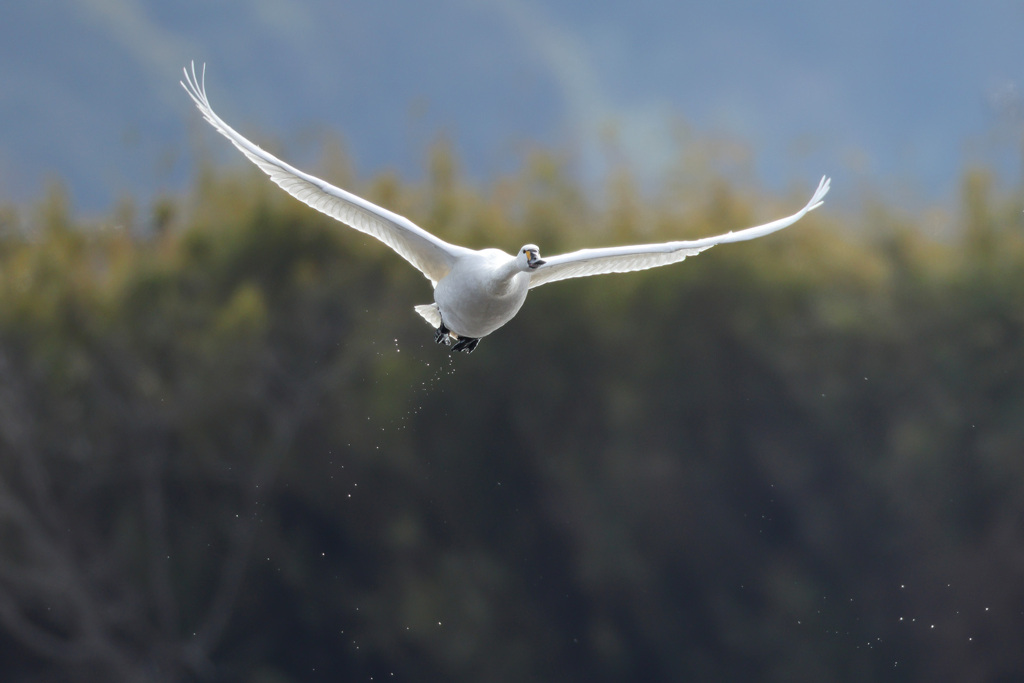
[{"left": 519, "top": 244, "right": 546, "bottom": 270}]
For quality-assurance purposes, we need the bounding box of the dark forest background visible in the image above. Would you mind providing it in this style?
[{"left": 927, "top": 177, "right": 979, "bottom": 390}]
[{"left": 0, "top": 144, "right": 1022, "bottom": 682}]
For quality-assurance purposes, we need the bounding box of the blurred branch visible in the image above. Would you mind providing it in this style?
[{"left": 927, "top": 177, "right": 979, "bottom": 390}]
[
  {"left": 0, "top": 367, "right": 140, "bottom": 678},
  {"left": 192, "top": 343, "right": 364, "bottom": 657}
]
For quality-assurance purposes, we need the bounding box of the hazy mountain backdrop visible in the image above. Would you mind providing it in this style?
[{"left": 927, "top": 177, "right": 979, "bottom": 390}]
[{"left": 1, "top": 0, "right": 1021, "bottom": 213}]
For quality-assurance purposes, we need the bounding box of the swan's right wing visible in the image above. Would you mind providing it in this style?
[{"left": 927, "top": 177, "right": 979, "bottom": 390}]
[
  {"left": 181, "top": 63, "right": 467, "bottom": 286},
  {"left": 529, "top": 176, "right": 830, "bottom": 288}
]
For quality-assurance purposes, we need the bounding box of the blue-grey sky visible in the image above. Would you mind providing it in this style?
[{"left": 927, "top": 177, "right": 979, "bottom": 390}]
[{"left": 0, "top": 0, "right": 1021, "bottom": 213}]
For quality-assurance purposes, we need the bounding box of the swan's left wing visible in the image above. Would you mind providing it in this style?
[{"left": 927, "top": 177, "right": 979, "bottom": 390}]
[
  {"left": 181, "top": 63, "right": 469, "bottom": 286},
  {"left": 529, "top": 176, "right": 830, "bottom": 289}
]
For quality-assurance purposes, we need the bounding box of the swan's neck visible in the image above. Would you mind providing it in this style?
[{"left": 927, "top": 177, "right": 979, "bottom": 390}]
[{"left": 490, "top": 257, "right": 526, "bottom": 295}]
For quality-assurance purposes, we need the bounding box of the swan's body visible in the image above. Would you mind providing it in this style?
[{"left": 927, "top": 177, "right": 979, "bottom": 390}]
[
  {"left": 181, "top": 64, "right": 830, "bottom": 353},
  {"left": 431, "top": 248, "right": 532, "bottom": 339}
]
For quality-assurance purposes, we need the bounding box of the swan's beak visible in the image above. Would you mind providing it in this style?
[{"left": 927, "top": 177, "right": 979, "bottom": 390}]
[{"left": 527, "top": 250, "right": 546, "bottom": 269}]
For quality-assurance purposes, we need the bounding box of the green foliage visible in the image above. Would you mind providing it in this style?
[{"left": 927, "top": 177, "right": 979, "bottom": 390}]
[{"left": 0, "top": 153, "right": 1023, "bottom": 682}]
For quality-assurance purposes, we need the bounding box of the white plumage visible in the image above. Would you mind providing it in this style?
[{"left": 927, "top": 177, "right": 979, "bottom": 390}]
[{"left": 181, "top": 63, "right": 830, "bottom": 353}]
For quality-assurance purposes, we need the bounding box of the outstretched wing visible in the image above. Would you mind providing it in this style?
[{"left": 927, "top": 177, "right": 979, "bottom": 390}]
[
  {"left": 181, "top": 62, "right": 468, "bottom": 286},
  {"left": 528, "top": 176, "right": 830, "bottom": 289}
]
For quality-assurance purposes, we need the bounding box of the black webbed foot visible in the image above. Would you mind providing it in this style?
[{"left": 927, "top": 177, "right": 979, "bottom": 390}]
[{"left": 451, "top": 336, "right": 479, "bottom": 353}]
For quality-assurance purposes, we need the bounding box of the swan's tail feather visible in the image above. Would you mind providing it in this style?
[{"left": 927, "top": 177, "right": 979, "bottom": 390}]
[{"left": 414, "top": 303, "right": 441, "bottom": 328}]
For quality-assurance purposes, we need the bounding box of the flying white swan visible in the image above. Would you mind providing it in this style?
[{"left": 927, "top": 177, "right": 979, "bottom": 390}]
[{"left": 181, "top": 63, "right": 830, "bottom": 353}]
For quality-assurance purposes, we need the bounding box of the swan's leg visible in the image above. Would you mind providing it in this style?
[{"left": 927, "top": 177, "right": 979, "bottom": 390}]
[
  {"left": 434, "top": 322, "right": 453, "bottom": 346},
  {"left": 452, "top": 336, "right": 479, "bottom": 353}
]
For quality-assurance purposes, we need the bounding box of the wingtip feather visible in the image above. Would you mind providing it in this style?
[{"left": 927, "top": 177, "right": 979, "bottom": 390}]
[
  {"left": 804, "top": 175, "right": 831, "bottom": 213},
  {"left": 180, "top": 61, "right": 210, "bottom": 110}
]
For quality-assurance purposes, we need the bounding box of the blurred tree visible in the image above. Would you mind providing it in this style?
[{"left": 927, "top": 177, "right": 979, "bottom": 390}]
[{"left": 0, "top": 153, "right": 1022, "bottom": 683}]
